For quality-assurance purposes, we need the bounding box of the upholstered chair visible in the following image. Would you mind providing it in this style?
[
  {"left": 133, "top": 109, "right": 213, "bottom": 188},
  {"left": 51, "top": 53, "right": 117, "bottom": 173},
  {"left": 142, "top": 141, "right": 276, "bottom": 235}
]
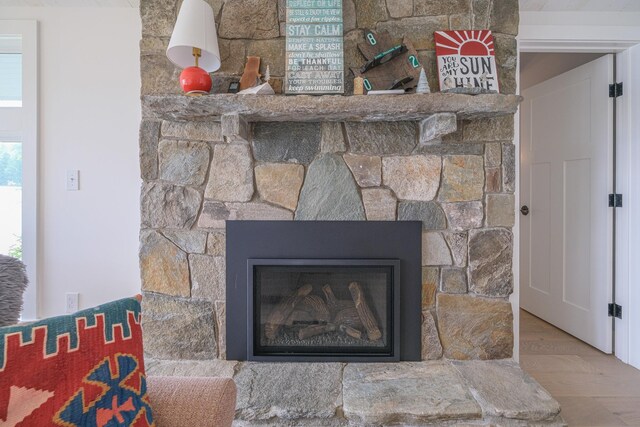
[{"left": 0, "top": 254, "right": 28, "bottom": 326}]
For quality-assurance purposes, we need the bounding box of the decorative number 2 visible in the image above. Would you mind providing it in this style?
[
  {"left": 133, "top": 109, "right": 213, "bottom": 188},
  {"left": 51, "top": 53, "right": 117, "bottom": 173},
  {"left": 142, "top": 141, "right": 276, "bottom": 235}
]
[
  {"left": 366, "top": 33, "right": 377, "bottom": 46},
  {"left": 363, "top": 78, "right": 372, "bottom": 91},
  {"left": 409, "top": 55, "right": 420, "bottom": 68}
]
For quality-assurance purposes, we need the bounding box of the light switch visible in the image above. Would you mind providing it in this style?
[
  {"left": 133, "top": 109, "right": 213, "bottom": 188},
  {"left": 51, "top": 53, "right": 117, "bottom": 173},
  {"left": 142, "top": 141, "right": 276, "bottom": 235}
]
[
  {"left": 66, "top": 170, "right": 79, "bottom": 191},
  {"left": 66, "top": 292, "right": 79, "bottom": 313}
]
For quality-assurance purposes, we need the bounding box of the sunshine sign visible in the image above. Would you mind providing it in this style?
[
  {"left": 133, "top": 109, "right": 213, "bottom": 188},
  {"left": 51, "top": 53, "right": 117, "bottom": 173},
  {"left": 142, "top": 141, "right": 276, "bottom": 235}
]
[{"left": 434, "top": 30, "right": 499, "bottom": 92}]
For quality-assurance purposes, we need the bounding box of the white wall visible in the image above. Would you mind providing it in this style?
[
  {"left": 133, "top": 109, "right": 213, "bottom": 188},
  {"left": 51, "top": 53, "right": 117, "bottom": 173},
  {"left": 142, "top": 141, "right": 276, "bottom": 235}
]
[
  {"left": 520, "top": 52, "right": 605, "bottom": 90},
  {"left": 2, "top": 7, "right": 142, "bottom": 318}
]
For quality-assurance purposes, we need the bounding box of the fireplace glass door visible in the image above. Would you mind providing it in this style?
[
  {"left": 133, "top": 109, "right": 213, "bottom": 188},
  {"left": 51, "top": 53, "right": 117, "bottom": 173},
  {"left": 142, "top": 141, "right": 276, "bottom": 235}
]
[{"left": 248, "top": 259, "right": 399, "bottom": 360}]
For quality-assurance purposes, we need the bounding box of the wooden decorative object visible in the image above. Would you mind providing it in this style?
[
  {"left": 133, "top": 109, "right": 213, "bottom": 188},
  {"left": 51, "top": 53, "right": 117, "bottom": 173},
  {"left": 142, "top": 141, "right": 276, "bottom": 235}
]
[
  {"left": 285, "top": 0, "right": 344, "bottom": 94},
  {"left": 434, "top": 30, "right": 500, "bottom": 92},
  {"left": 351, "top": 30, "right": 422, "bottom": 93},
  {"left": 348, "top": 281, "right": 382, "bottom": 341},
  {"left": 357, "top": 30, "right": 395, "bottom": 63},
  {"left": 354, "top": 77, "right": 365, "bottom": 95},
  {"left": 239, "top": 56, "right": 262, "bottom": 91},
  {"left": 264, "top": 284, "right": 312, "bottom": 340}
]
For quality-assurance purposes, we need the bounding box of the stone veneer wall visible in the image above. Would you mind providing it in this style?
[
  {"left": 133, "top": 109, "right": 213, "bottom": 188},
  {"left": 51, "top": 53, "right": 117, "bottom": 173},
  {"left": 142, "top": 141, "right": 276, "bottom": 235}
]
[{"left": 139, "top": 0, "right": 519, "bottom": 362}]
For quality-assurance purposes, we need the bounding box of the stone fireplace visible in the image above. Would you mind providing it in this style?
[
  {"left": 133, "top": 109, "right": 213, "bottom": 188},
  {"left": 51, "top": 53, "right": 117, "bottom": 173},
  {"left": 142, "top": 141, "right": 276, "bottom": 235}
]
[
  {"left": 139, "top": 0, "right": 520, "bottom": 365},
  {"left": 137, "top": 1, "right": 569, "bottom": 424}
]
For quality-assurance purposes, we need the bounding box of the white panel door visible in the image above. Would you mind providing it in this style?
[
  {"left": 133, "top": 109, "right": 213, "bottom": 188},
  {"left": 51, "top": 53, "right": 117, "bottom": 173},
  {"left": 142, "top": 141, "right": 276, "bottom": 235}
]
[{"left": 520, "top": 54, "right": 614, "bottom": 353}]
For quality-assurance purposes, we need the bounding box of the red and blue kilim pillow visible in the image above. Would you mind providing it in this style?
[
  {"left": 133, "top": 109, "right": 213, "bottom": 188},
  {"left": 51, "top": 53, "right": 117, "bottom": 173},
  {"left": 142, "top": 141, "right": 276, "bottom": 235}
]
[{"left": 0, "top": 296, "right": 154, "bottom": 426}]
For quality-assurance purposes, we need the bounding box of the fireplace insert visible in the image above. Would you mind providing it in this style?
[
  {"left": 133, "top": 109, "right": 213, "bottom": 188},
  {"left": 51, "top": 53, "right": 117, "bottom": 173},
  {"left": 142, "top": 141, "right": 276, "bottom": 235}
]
[
  {"left": 249, "top": 259, "right": 400, "bottom": 360},
  {"left": 226, "top": 221, "right": 422, "bottom": 362}
]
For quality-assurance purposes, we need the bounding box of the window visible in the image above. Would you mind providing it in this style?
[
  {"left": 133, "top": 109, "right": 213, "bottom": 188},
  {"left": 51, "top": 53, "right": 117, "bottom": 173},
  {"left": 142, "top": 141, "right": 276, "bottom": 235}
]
[
  {"left": 0, "top": 36, "right": 22, "bottom": 107},
  {"left": 0, "top": 141, "right": 22, "bottom": 258},
  {"left": 0, "top": 21, "right": 37, "bottom": 319}
]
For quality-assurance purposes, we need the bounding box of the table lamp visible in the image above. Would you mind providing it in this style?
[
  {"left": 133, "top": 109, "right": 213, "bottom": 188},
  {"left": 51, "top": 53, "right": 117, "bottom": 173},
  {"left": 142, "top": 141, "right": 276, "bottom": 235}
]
[{"left": 166, "top": 0, "right": 221, "bottom": 95}]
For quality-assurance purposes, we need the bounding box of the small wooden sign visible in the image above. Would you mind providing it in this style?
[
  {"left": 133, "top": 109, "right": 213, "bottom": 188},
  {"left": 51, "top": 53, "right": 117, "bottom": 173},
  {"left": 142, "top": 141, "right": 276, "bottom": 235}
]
[
  {"left": 285, "top": 0, "right": 344, "bottom": 95},
  {"left": 351, "top": 30, "right": 422, "bottom": 93},
  {"left": 434, "top": 30, "right": 500, "bottom": 92}
]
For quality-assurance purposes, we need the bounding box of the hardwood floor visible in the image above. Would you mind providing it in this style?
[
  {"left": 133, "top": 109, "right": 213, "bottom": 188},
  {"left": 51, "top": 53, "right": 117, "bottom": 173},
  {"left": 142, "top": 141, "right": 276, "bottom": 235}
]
[{"left": 520, "top": 309, "right": 640, "bottom": 426}]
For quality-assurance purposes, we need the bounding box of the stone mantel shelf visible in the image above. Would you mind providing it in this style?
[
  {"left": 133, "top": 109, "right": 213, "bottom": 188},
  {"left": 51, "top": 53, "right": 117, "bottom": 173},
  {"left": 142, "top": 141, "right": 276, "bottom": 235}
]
[
  {"left": 143, "top": 93, "right": 521, "bottom": 144},
  {"left": 142, "top": 93, "right": 522, "bottom": 123}
]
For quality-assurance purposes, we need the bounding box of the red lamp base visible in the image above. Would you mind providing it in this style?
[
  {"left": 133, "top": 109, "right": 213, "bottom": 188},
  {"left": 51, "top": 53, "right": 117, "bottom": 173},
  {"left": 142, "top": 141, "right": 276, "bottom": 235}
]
[{"left": 179, "top": 66, "right": 212, "bottom": 95}]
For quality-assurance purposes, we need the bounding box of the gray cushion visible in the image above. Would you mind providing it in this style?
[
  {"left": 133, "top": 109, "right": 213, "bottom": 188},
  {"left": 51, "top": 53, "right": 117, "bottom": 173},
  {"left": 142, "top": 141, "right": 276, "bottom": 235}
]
[{"left": 0, "top": 254, "right": 28, "bottom": 326}]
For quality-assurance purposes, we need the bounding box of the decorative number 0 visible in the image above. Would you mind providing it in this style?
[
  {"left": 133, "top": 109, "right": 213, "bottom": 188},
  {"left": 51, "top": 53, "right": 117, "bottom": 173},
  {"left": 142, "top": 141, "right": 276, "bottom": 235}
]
[
  {"left": 363, "top": 79, "right": 372, "bottom": 91},
  {"left": 409, "top": 55, "right": 419, "bottom": 68},
  {"left": 366, "top": 33, "right": 377, "bottom": 46}
]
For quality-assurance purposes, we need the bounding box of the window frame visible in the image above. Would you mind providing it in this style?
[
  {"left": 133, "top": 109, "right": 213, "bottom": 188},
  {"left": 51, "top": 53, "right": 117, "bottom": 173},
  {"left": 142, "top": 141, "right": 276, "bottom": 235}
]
[{"left": 0, "top": 20, "right": 38, "bottom": 320}]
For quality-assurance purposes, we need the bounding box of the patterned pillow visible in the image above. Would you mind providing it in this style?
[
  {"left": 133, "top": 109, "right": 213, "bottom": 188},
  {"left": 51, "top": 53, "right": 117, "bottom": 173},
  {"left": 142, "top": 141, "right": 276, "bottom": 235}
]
[{"left": 0, "top": 296, "right": 154, "bottom": 426}]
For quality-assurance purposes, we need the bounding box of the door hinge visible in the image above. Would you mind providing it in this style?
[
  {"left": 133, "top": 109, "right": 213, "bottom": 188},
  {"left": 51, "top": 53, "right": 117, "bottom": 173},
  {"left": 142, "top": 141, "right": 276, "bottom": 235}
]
[
  {"left": 609, "top": 193, "right": 623, "bottom": 207},
  {"left": 608, "top": 303, "right": 622, "bottom": 319},
  {"left": 609, "top": 82, "right": 623, "bottom": 98}
]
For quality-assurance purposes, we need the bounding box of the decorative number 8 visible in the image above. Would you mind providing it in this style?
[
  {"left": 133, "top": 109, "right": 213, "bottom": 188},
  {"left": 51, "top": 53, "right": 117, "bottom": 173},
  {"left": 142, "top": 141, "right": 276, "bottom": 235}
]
[
  {"left": 363, "top": 79, "right": 372, "bottom": 91},
  {"left": 409, "top": 55, "right": 419, "bottom": 68},
  {"left": 366, "top": 33, "right": 377, "bottom": 46}
]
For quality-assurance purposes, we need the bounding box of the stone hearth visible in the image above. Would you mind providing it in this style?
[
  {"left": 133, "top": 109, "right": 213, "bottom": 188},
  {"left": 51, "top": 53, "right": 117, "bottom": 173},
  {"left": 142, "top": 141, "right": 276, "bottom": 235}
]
[{"left": 146, "top": 359, "right": 564, "bottom": 426}]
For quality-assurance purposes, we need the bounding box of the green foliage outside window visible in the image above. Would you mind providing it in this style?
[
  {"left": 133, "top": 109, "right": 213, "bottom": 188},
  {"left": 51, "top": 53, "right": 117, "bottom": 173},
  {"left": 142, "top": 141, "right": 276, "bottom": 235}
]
[
  {"left": 8, "top": 236, "right": 22, "bottom": 260},
  {"left": 0, "top": 143, "right": 21, "bottom": 186}
]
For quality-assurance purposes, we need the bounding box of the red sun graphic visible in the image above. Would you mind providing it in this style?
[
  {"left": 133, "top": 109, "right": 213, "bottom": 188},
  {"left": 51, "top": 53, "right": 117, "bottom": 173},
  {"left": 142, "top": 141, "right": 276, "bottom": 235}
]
[{"left": 434, "top": 30, "right": 495, "bottom": 56}]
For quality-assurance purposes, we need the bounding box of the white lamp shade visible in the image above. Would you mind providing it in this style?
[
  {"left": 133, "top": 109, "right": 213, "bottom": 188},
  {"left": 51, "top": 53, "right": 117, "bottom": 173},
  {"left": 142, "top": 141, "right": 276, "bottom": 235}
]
[{"left": 167, "top": 0, "right": 221, "bottom": 72}]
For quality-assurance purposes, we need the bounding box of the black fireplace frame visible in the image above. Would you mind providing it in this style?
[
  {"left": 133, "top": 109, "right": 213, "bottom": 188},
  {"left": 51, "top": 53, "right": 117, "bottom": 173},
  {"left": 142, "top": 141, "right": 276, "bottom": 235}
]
[
  {"left": 247, "top": 258, "right": 401, "bottom": 362},
  {"left": 226, "top": 221, "right": 422, "bottom": 362}
]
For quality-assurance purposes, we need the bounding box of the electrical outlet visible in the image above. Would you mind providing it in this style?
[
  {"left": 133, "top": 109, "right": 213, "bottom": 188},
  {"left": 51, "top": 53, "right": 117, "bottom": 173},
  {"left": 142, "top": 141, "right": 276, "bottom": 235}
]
[
  {"left": 66, "top": 170, "right": 79, "bottom": 191},
  {"left": 65, "top": 292, "right": 79, "bottom": 313}
]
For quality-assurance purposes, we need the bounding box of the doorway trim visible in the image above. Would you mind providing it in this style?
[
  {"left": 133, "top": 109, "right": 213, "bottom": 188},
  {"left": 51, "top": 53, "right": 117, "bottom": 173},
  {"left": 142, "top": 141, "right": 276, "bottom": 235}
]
[{"left": 516, "top": 15, "right": 640, "bottom": 368}]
